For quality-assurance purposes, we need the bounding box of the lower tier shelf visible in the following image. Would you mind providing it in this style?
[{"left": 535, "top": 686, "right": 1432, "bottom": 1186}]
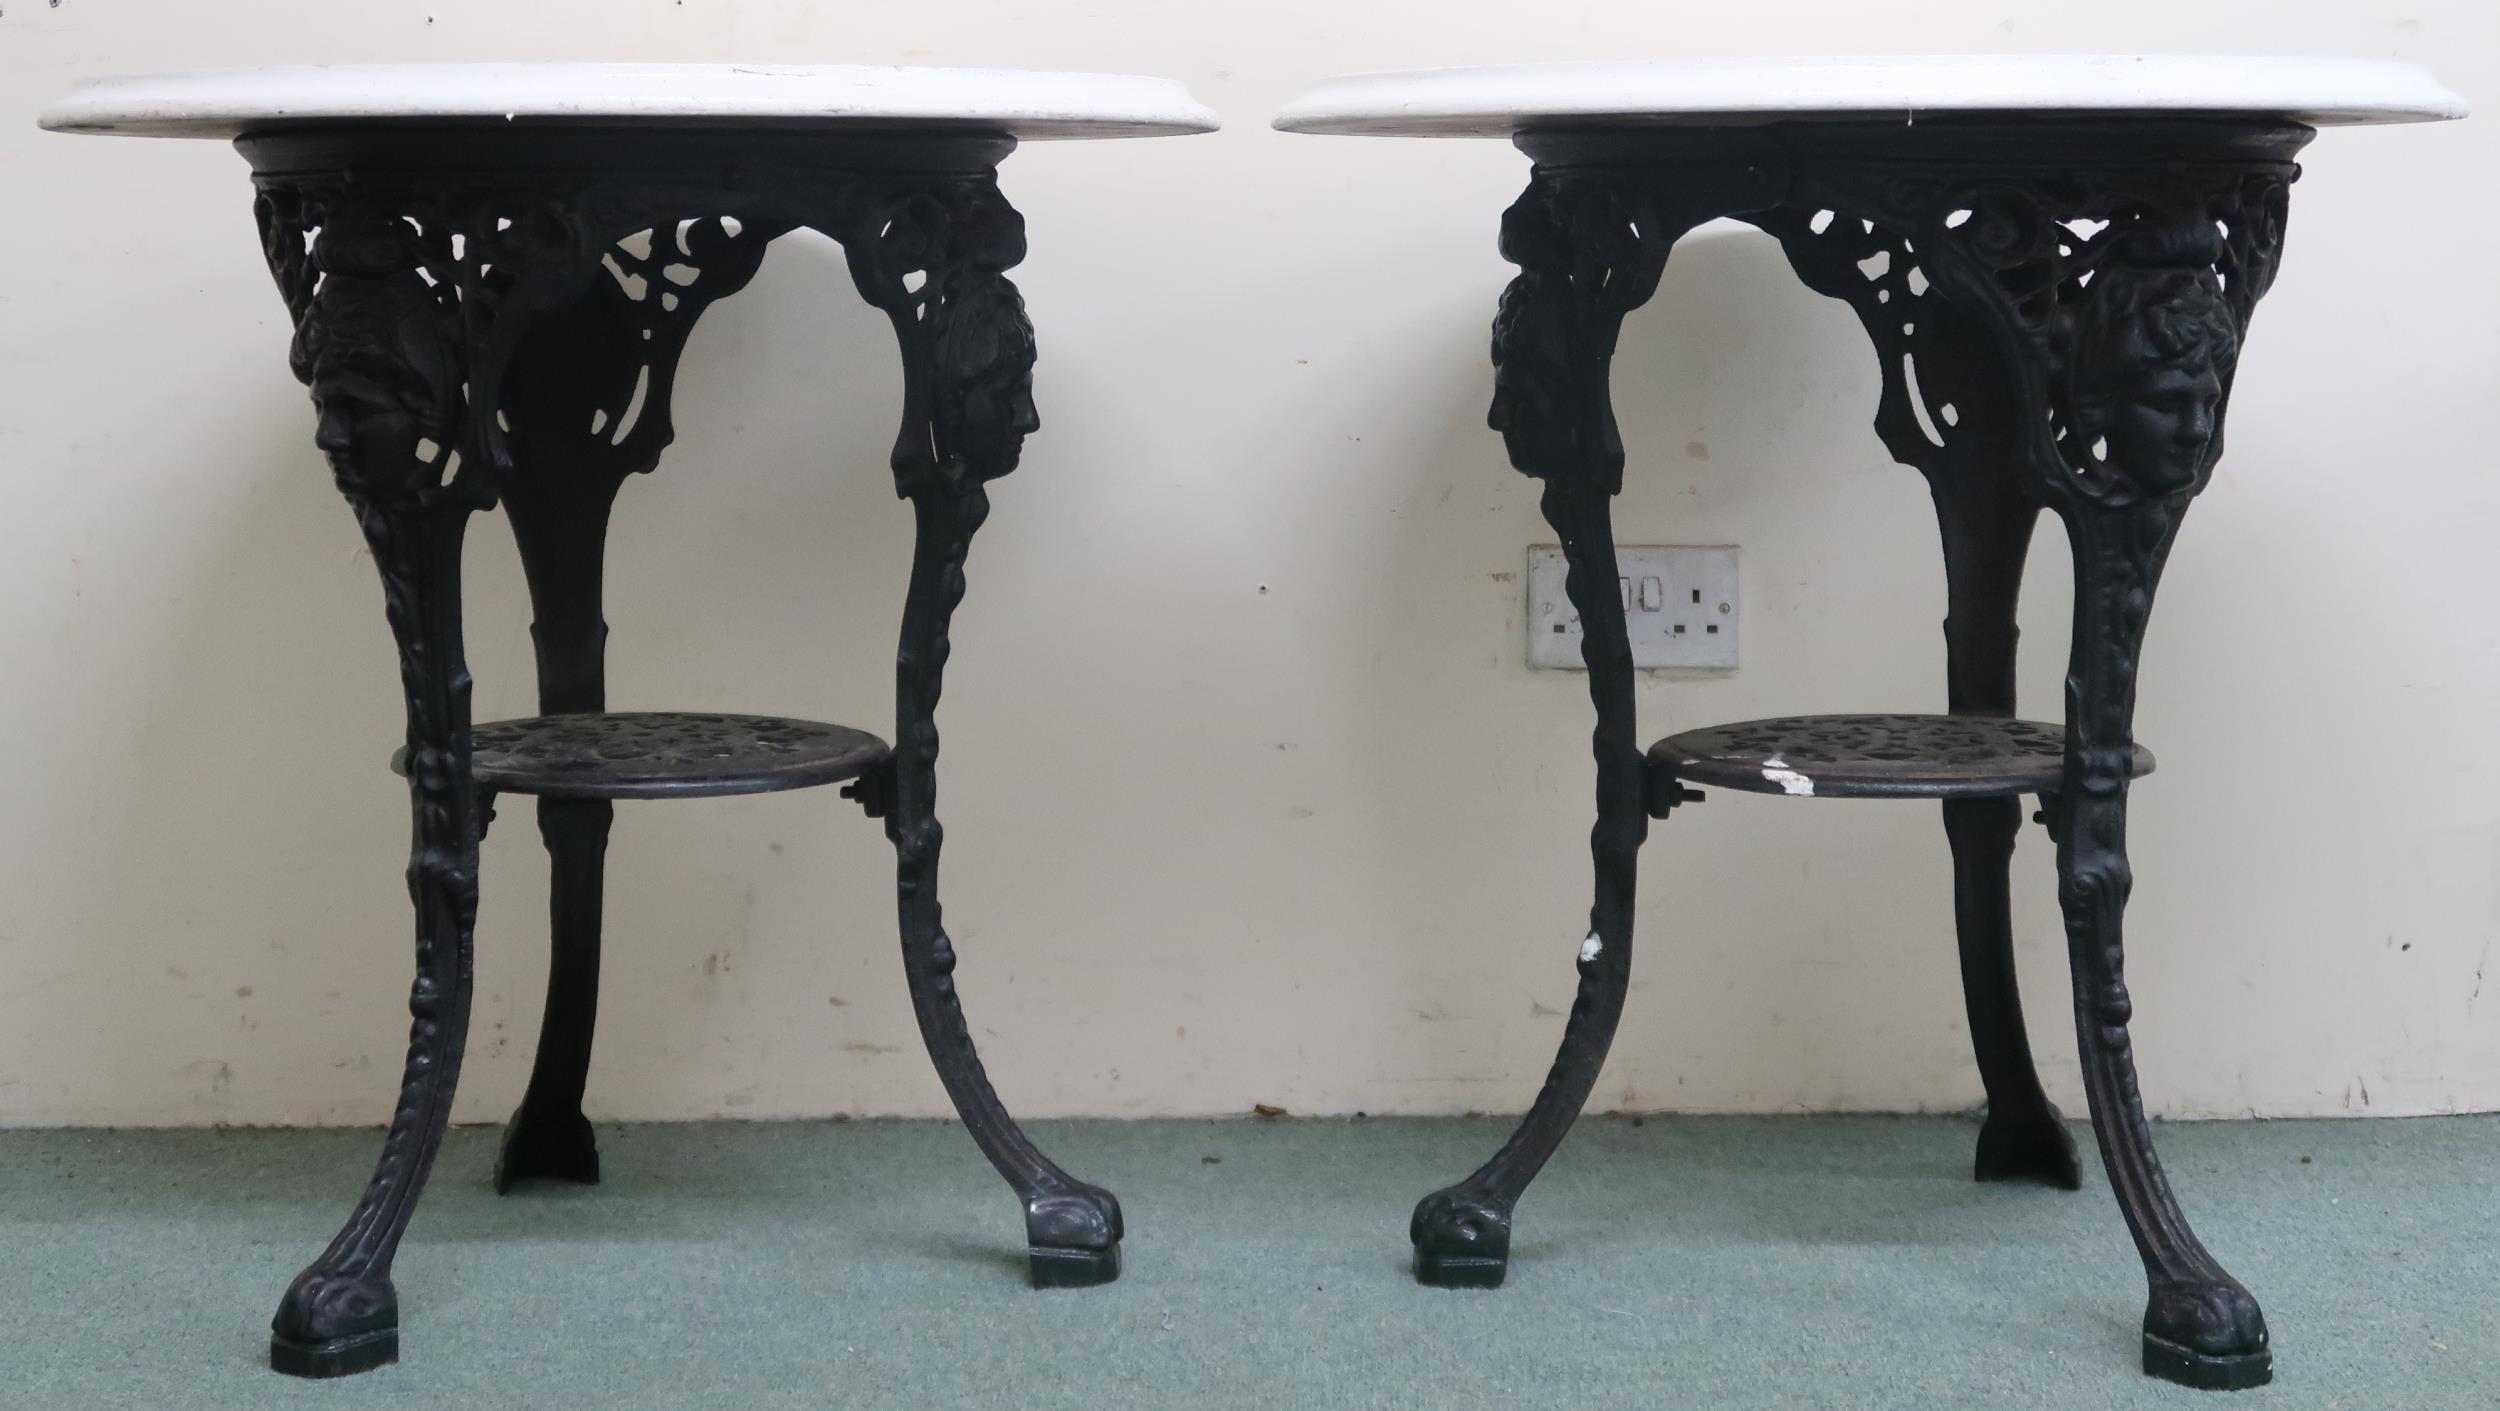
[
  {"left": 392, "top": 711, "right": 891, "bottom": 800},
  {"left": 1650, "top": 713, "right": 2155, "bottom": 800}
]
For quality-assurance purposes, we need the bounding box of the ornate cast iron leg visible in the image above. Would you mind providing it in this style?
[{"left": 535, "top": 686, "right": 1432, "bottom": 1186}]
[
  {"left": 1759, "top": 126, "right": 2298, "bottom": 1381},
  {"left": 489, "top": 209, "right": 774, "bottom": 1192},
  {"left": 2054, "top": 501, "right": 2271, "bottom": 1388},
  {"left": 499, "top": 795, "right": 611, "bottom": 1188},
  {"left": 1912, "top": 147, "right": 2295, "bottom": 1389},
  {"left": 492, "top": 368, "right": 628, "bottom": 1196},
  {"left": 258, "top": 200, "right": 499, "bottom": 1379},
  {"left": 249, "top": 145, "right": 689, "bottom": 1375},
  {"left": 1743, "top": 197, "right": 2078, "bottom": 1188},
  {"left": 494, "top": 487, "right": 617, "bottom": 1191},
  {"left": 1935, "top": 487, "right": 2080, "bottom": 1189},
  {"left": 1411, "top": 472, "right": 1641, "bottom": 1289},
  {"left": 1411, "top": 147, "right": 1780, "bottom": 1287},
  {"left": 835, "top": 176, "right": 1123, "bottom": 1287},
  {"left": 499, "top": 789, "right": 610, "bottom": 1186}
]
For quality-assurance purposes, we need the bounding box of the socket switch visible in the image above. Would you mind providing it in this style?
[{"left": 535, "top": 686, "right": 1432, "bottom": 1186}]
[{"left": 1526, "top": 544, "right": 1738, "bottom": 670}]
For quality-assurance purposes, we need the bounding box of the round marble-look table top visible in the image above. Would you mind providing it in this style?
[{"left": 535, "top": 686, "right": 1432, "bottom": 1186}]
[
  {"left": 40, "top": 63, "right": 1219, "bottom": 141},
  {"left": 1274, "top": 55, "right": 2466, "bottom": 137}
]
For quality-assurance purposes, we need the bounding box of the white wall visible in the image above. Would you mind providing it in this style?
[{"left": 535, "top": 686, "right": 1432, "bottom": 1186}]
[{"left": 0, "top": 1, "right": 2492, "bottom": 1128}]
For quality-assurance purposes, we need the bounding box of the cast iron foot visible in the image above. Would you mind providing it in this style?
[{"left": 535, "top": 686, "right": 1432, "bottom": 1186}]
[
  {"left": 269, "top": 1272, "right": 399, "bottom": 1379},
  {"left": 2142, "top": 1281, "right": 2271, "bottom": 1390},
  {"left": 493, "top": 1105, "right": 601, "bottom": 1193},
  {"left": 1411, "top": 1189, "right": 1511, "bottom": 1288},
  {"left": 1026, "top": 1186, "right": 1123, "bottom": 1288},
  {"left": 1029, "top": 1242, "right": 1121, "bottom": 1287},
  {"left": 1972, "top": 1102, "right": 2083, "bottom": 1190}
]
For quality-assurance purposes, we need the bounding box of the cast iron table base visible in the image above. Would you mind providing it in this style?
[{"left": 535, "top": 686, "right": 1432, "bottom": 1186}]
[
  {"left": 246, "top": 126, "right": 1121, "bottom": 1377},
  {"left": 1409, "top": 119, "right": 2300, "bottom": 1391}
]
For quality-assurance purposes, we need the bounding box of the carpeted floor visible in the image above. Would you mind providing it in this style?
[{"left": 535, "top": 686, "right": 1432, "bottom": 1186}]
[{"left": 1, "top": 1114, "right": 2492, "bottom": 1410}]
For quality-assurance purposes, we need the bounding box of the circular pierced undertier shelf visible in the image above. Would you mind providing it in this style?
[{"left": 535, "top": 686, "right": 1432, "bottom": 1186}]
[
  {"left": 1651, "top": 713, "right": 2155, "bottom": 800},
  {"left": 392, "top": 712, "right": 891, "bottom": 800}
]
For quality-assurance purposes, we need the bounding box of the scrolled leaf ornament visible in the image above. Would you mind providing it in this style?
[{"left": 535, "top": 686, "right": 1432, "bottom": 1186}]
[
  {"left": 2215, "top": 174, "right": 2292, "bottom": 323},
  {"left": 1488, "top": 171, "right": 1670, "bottom": 496},
  {"left": 842, "top": 178, "right": 1039, "bottom": 498},
  {"left": 254, "top": 186, "right": 320, "bottom": 328}
]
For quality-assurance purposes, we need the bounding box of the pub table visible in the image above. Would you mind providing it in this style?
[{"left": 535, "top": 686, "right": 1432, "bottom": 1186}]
[
  {"left": 41, "top": 63, "right": 1216, "bottom": 1377},
  {"left": 1276, "top": 56, "right": 2464, "bottom": 1389}
]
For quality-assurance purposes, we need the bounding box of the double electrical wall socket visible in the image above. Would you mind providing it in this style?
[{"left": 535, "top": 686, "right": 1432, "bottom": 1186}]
[{"left": 1526, "top": 545, "right": 1739, "bottom": 670}]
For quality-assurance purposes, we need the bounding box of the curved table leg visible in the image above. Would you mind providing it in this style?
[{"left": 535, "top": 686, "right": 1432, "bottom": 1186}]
[
  {"left": 1934, "top": 487, "right": 2079, "bottom": 1189},
  {"left": 836, "top": 174, "right": 1122, "bottom": 1286},
  {"left": 496, "top": 482, "right": 621, "bottom": 1191},
  {"left": 496, "top": 794, "right": 611, "bottom": 1189},
  {"left": 1941, "top": 183, "right": 2292, "bottom": 1388},
  {"left": 485, "top": 209, "right": 770, "bottom": 1192},
  {"left": 1771, "top": 139, "right": 2296, "bottom": 1380},
  {"left": 1409, "top": 157, "right": 1753, "bottom": 1286},
  {"left": 2056, "top": 504, "right": 2268, "bottom": 1388},
  {"left": 492, "top": 472, "right": 620, "bottom": 1190},
  {"left": 264, "top": 207, "right": 492, "bottom": 1378},
  {"left": 1744, "top": 192, "right": 2088, "bottom": 1193},
  {"left": 1412, "top": 480, "right": 1646, "bottom": 1287},
  {"left": 1946, "top": 793, "right": 2080, "bottom": 1186}
]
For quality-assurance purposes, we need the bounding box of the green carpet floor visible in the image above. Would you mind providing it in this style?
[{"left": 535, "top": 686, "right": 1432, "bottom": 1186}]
[{"left": 1, "top": 1115, "right": 2492, "bottom": 1410}]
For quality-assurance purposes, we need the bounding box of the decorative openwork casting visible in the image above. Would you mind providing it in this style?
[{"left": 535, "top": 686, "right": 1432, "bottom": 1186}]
[
  {"left": 247, "top": 127, "right": 1120, "bottom": 1378},
  {"left": 1411, "top": 120, "right": 2302, "bottom": 1392}
]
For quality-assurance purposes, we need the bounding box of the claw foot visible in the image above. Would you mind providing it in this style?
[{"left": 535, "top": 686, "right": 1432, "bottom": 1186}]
[
  {"left": 2143, "top": 1279, "right": 2271, "bottom": 1390},
  {"left": 1411, "top": 1188, "right": 1511, "bottom": 1288},
  {"left": 1973, "top": 1102, "right": 2083, "bottom": 1190},
  {"left": 269, "top": 1269, "right": 399, "bottom": 1379},
  {"left": 1025, "top": 1184, "right": 1123, "bottom": 1288},
  {"left": 494, "top": 1105, "right": 601, "bottom": 1193}
]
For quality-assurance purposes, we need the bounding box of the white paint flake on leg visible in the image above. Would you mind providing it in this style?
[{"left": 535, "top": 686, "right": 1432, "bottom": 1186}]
[
  {"left": 1579, "top": 933, "right": 1603, "bottom": 963},
  {"left": 1760, "top": 757, "right": 1815, "bottom": 796}
]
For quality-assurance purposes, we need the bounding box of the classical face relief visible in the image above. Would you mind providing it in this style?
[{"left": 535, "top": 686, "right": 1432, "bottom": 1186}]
[
  {"left": 2105, "top": 359, "right": 2225, "bottom": 493},
  {"left": 2071, "top": 239, "right": 2240, "bottom": 497},
  {"left": 937, "top": 273, "right": 1039, "bottom": 473},
  {"left": 293, "top": 216, "right": 459, "bottom": 496},
  {"left": 979, "top": 368, "right": 1041, "bottom": 460},
  {"left": 308, "top": 359, "right": 427, "bottom": 481}
]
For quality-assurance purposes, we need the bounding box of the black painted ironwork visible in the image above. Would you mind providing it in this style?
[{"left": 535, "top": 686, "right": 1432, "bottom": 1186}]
[
  {"left": 1653, "top": 713, "right": 2153, "bottom": 799},
  {"left": 244, "top": 125, "right": 1119, "bottom": 1378},
  {"left": 401, "top": 712, "right": 892, "bottom": 800},
  {"left": 1416, "top": 119, "right": 2304, "bottom": 1391}
]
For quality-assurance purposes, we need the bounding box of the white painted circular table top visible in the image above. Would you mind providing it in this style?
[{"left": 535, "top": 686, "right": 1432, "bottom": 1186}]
[
  {"left": 1274, "top": 56, "right": 2467, "bottom": 137},
  {"left": 39, "top": 64, "right": 1220, "bottom": 141}
]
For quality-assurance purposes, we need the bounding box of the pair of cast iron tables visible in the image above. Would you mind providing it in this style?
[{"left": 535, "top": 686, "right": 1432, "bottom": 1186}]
[{"left": 42, "top": 55, "right": 2464, "bottom": 1390}]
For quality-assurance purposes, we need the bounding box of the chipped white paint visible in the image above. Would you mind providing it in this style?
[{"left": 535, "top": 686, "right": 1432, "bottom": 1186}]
[
  {"left": 1579, "top": 934, "right": 1603, "bottom": 963},
  {"left": 1759, "top": 758, "right": 1817, "bottom": 797}
]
